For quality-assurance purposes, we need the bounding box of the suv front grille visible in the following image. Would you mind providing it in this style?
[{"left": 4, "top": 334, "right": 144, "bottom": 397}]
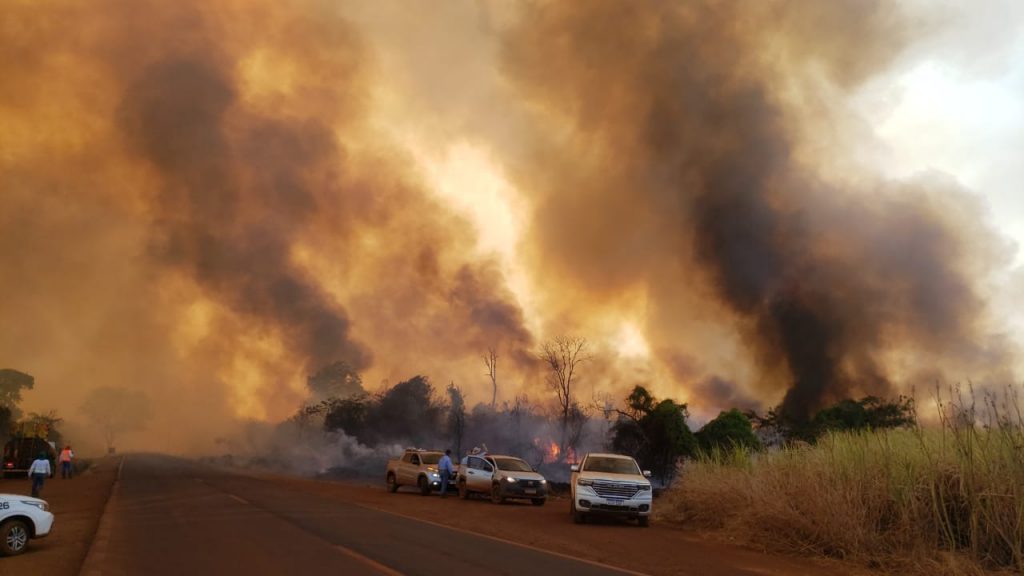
[{"left": 592, "top": 481, "right": 641, "bottom": 499}]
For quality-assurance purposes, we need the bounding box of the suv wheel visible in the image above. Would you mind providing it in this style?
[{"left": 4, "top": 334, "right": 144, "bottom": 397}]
[
  {"left": 637, "top": 516, "right": 649, "bottom": 528},
  {"left": 531, "top": 498, "right": 545, "bottom": 506},
  {"left": 1, "top": 519, "right": 30, "bottom": 556},
  {"left": 571, "top": 500, "right": 586, "bottom": 524},
  {"left": 386, "top": 473, "right": 399, "bottom": 493},
  {"left": 418, "top": 475, "right": 431, "bottom": 496},
  {"left": 490, "top": 483, "right": 505, "bottom": 504},
  {"left": 458, "top": 480, "right": 468, "bottom": 499}
]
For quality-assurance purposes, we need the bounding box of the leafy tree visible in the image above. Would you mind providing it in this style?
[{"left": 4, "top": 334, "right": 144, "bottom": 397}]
[
  {"left": 813, "top": 395, "right": 915, "bottom": 434},
  {"left": 446, "top": 382, "right": 466, "bottom": 457},
  {"left": 0, "top": 405, "right": 12, "bottom": 445},
  {"left": 322, "top": 395, "right": 369, "bottom": 440},
  {"left": 289, "top": 401, "right": 329, "bottom": 440},
  {"left": 610, "top": 386, "right": 697, "bottom": 483},
  {"left": 696, "top": 409, "right": 761, "bottom": 452},
  {"left": 367, "top": 375, "right": 443, "bottom": 446},
  {"left": 0, "top": 369, "right": 34, "bottom": 417},
  {"left": 24, "top": 410, "right": 64, "bottom": 445},
  {"left": 307, "top": 361, "right": 364, "bottom": 400},
  {"left": 752, "top": 395, "right": 916, "bottom": 443}
]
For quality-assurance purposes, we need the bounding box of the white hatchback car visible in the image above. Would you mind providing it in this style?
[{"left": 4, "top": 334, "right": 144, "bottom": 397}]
[{"left": 0, "top": 494, "right": 54, "bottom": 556}]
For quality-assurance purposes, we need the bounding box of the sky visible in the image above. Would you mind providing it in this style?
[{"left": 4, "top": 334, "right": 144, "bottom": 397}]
[
  {"left": 854, "top": 0, "right": 1024, "bottom": 349},
  {"left": 862, "top": 3, "right": 1024, "bottom": 262},
  {"left": 2, "top": 0, "right": 1023, "bottom": 452}
]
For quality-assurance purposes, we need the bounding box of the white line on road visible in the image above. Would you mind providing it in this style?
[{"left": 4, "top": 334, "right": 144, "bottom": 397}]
[
  {"left": 350, "top": 503, "right": 651, "bottom": 576},
  {"left": 226, "top": 493, "right": 249, "bottom": 505},
  {"left": 333, "top": 544, "right": 406, "bottom": 576}
]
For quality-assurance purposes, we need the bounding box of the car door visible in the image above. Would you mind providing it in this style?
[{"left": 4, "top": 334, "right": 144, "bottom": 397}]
[
  {"left": 477, "top": 458, "right": 495, "bottom": 492},
  {"left": 400, "top": 453, "right": 419, "bottom": 485},
  {"left": 464, "top": 457, "right": 489, "bottom": 492}
]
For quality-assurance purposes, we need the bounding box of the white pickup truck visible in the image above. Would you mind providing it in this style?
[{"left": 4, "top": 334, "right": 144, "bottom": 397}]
[
  {"left": 385, "top": 449, "right": 455, "bottom": 496},
  {"left": 569, "top": 453, "right": 653, "bottom": 526}
]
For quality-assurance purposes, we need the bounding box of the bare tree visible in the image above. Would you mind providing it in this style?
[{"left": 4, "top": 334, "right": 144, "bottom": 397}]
[
  {"left": 483, "top": 347, "right": 498, "bottom": 409},
  {"left": 539, "top": 336, "right": 590, "bottom": 456},
  {"left": 539, "top": 337, "right": 589, "bottom": 421}
]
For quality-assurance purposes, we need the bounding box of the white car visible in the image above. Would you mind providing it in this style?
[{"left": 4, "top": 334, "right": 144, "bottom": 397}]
[
  {"left": 0, "top": 494, "right": 54, "bottom": 556},
  {"left": 457, "top": 454, "right": 548, "bottom": 505},
  {"left": 570, "top": 453, "right": 653, "bottom": 526}
]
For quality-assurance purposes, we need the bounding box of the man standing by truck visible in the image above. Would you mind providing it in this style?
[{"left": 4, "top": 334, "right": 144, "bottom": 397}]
[{"left": 438, "top": 449, "right": 454, "bottom": 498}]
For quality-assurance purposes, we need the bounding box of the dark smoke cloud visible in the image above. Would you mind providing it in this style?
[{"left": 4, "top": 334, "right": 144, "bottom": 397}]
[
  {"left": 0, "top": 0, "right": 534, "bottom": 448},
  {"left": 118, "top": 57, "right": 369, "bottom": 372},
  {"left": 501, "top": 0, "right": 1013, "bottom": 419}
]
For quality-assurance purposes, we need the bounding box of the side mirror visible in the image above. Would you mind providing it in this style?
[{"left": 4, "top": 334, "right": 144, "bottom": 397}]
[
  {"left": 570, "top": 464, "right": 580, "bottom": 473},
  {"left": 642, "top": 470, "right": 652, "bottom": 478}
]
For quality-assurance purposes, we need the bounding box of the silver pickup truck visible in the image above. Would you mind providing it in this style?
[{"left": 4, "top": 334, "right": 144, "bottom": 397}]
[{"left": 385, "top": 449, "right": 456, "bottom": 496}]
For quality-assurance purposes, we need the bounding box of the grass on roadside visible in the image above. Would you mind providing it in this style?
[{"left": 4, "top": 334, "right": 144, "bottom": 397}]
[{"left": 659, "top": 386, "right": 1024, "bottom": 575}]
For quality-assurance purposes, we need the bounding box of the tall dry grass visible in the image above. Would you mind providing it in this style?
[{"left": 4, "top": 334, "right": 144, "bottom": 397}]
[{"left": 660, "top": 386, "right": 1024, "bottom": 575}]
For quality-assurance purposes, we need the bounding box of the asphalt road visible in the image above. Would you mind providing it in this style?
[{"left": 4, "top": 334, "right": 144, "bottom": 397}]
[{"left": 80, "top": 454, "right": 642, "bottom": 576}]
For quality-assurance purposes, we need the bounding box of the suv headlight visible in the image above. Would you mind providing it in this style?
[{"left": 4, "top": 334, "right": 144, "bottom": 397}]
[
  {"left": 539, "top": 479, "right": 547, "bottom": 484},
  {"left": 577, "top": 478, "right": 593, "bottom": 486},
  {"left": 21, "top": 501, "right": 48, "bottom": 512},
  {"left": 505, "top": 476, "right": 516, "bottom": 483}
]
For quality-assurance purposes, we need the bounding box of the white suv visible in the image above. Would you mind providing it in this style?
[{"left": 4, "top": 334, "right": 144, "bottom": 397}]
[
  {"left": 570, "top": 453, "right": 652, "bottom": 526},
  {"left": 0, "top": 494, "right": 54, "bottom": 556}
]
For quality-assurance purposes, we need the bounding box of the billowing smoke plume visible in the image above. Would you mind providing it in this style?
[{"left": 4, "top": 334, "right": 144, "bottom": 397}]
[
  {"left": 499, "top": 0, "right": 1013, "bottom": 419},
  {"left": 0, "top": 0, "right": 1017, "bottom": 455},
  {"left": 0, "top": 0, "right": 534, "bottom": 447},
  {"left": 119, "top": 56, "right": 369, "bottom": 373}
]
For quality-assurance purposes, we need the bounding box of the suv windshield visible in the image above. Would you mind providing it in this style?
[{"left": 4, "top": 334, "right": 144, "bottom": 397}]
[
  {"left": 582, "top": 456, "right": 640, "bottom": 475},
  {"left": 493, "top": 457, "right": 532, "bottom": 472},
  {"left": 420, "top": 453, "right": 441, "bottom": 465}
]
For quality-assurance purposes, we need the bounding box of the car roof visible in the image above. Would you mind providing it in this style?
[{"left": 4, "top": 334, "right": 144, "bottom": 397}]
[{"left": 583, "top": 453, "right": 635, "bottom": 460}]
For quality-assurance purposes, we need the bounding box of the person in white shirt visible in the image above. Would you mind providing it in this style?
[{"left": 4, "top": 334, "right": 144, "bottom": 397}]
[{"left": 28, "top": 452, "right": 51, "bottom": 497}]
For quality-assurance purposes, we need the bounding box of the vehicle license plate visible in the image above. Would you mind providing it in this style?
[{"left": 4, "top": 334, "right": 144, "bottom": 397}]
[
  {"left": 608, "top": 498, "right": 624, "bottom": 504},
  {"left": 524, "top": 488, "right": 537, "bottom": 494}
]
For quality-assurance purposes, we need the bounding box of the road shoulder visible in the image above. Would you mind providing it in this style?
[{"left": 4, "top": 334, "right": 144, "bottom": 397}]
[{"left": 1, "top": 456, "right": 120, "bottom": 576}]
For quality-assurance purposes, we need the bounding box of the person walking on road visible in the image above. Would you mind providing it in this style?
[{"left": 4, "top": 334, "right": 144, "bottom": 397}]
[
  {"left": 438, "top": 449, "right": 454, "bottom": 498},
  {"left": 59, "top": 445, "right": 75, "bottom": 479},
  {"left": 28, "top": 452, "right": 51, "bottom": 497}
]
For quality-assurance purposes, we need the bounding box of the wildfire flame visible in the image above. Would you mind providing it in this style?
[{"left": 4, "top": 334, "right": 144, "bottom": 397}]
[
  {"left": 533, "top": 437, "right": 559, "bottom": 463},
  {"left": 533, "top": 437, "right": 577, "bottom": 464}
]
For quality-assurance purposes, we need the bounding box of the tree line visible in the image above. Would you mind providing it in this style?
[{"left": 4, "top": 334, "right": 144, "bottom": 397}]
[{"left": 292, "top": 342, "right": 916, "bottom": 485}]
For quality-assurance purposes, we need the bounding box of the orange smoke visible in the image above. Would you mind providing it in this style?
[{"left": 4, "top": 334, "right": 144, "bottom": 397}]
[{"left": 0, "top": 0, "right": 1017, "bottom": 455}]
